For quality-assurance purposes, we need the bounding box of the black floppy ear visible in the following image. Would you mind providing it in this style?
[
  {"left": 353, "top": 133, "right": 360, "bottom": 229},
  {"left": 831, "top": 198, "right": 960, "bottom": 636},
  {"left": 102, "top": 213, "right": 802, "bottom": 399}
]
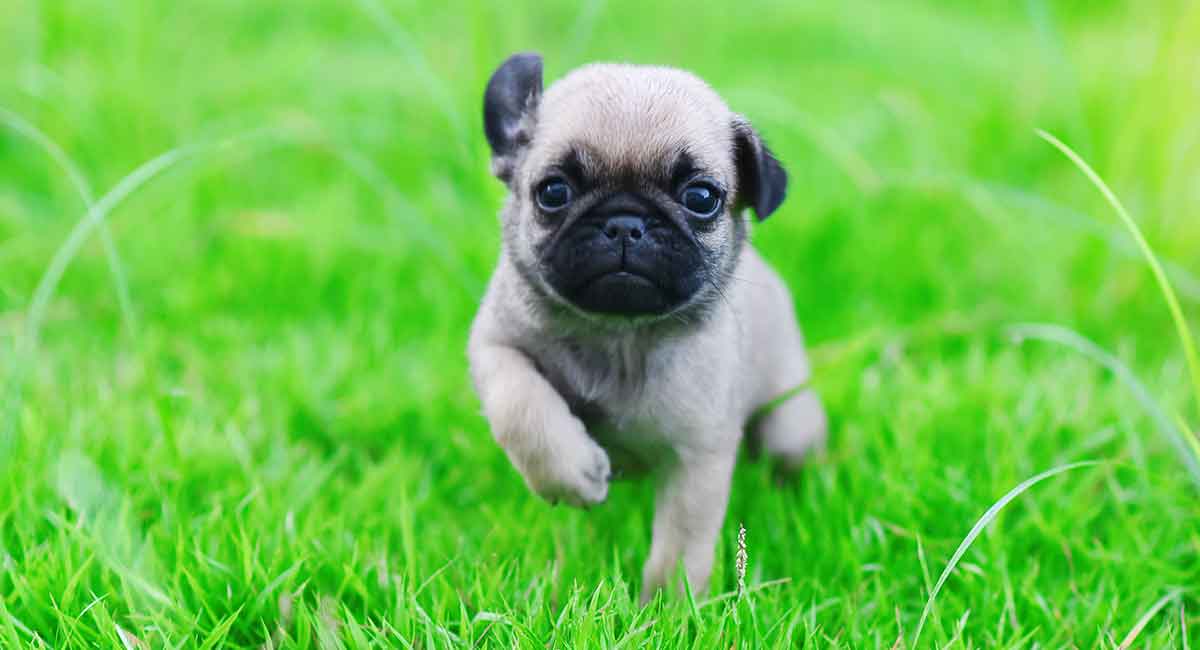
[
  {"left": 732, "top": 118, "right": 788, "bottom": 221},
  {"left": 483, "top": 52, "right": 543, "bottom": 182}
]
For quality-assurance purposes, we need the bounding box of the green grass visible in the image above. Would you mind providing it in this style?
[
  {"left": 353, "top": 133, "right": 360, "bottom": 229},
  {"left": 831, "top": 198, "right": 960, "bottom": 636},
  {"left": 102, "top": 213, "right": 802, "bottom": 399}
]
[{"left": 2, "top": 0, "right": 1199, "bottom": 647}]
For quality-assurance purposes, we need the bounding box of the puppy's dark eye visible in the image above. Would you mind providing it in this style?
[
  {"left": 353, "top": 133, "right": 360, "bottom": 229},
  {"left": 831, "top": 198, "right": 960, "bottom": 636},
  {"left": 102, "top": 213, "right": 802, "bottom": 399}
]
[
  {"left": 535, "top": 179, "right": 572, "bottom": 211},
  {"left": 679, "top": 182, "right": 722, "bottom": 217}
]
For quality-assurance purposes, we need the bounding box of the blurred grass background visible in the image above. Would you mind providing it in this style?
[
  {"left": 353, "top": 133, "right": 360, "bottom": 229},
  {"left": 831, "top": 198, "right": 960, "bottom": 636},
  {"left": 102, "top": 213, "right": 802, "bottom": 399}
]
[{"left": 1, "top": 0, "right": 1198, "bottom": 647}]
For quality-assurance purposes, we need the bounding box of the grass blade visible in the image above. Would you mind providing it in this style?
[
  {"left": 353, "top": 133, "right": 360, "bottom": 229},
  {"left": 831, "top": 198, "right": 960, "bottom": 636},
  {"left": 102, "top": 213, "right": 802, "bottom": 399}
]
[
  {"left": 1036, "top": 129, "right": 1200, "bottom": 419},
  {"left": 0, "top": 107, "right": 137, "bottom": 335},
  {"left": 25, "top": 147, "right": 191, "bottom": 354},
  {"left": 1182, "top": 603, "right": 1191, "bottom": 650},
  {"left": 1177, "top": 414, "right": 1200, "bottom": 470},
  {"left": 1011, "top": 323, "right": 1200, "bottom": 487},
  {"left": 197, "top": 605, "right": 243, "bottom": 650},
  {"left": 0, "top": 146, "right": 194, "bottom": 458},
  {"left": 1118, "top": 589, "right": 1181, "bottom": 649},
  {"left": 352, "top": 0, "right": 467, "bottom": 153},
  {"left": 911, "top": 460, "right": 1099, "bottom": 648}
]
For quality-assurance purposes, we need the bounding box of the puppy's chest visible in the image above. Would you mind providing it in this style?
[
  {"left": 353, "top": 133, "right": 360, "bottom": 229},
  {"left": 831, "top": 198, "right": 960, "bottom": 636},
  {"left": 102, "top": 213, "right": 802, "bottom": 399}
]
[
  {"left": 537, "top": 337, "right": 687, "bottom": 457},
  {"left": 547, "top": 338, "right": 659, "bottom": 417}
]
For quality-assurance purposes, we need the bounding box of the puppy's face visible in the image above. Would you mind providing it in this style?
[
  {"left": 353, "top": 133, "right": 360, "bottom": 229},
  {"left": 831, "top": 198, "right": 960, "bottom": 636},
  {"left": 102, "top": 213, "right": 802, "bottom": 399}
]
[{"left": 484, "top": 54, "right": 787, "bottom": 321}]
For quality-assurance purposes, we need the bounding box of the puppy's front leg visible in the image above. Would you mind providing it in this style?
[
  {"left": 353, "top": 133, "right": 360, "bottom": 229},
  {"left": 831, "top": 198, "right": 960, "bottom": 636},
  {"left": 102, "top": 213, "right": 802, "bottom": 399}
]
[
  {"left": 469, "top": 340, "right": 610, "bottom": 507},
  {"left": 640, "top": 447, "right": 736, "bottom": 603}
]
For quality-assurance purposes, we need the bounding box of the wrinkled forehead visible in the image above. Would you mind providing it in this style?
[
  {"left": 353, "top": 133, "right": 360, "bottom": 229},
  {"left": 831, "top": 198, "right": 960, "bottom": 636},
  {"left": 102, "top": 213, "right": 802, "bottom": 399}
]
[{"left": 525, "top": 65, "right": 736, "bottom": 185}]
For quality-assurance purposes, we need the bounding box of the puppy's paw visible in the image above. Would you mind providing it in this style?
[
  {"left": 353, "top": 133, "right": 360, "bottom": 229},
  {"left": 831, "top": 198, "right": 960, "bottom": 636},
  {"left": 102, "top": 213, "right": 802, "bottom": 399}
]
[{"left": 517, "top": 428, "right": 611, "bottom": 508}]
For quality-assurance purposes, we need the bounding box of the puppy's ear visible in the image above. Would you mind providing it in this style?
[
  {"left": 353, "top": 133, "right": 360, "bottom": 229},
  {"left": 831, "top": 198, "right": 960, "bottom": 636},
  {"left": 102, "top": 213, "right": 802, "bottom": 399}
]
[
  {"left": 483, "top": 52, "right": 543, "bottom": 182},
  {"left": 732, "top": 117, "right": 788, "bottom": 221}
]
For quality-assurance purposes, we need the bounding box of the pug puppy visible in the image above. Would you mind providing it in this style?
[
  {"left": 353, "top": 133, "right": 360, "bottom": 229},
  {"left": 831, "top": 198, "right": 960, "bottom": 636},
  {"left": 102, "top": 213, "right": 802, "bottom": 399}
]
[{"left": 469, "top": 53, "right": 827, "bottom": 601}]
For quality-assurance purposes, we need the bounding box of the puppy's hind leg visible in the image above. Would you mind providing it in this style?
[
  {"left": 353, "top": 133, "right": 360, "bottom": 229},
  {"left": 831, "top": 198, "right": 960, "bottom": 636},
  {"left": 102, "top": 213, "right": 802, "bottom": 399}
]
[
  {"left": 750, "top": 387, "right": 827, "bottom": 472},
  {"left": 737, "top": 249, "right": 827, "bottom": 473}
]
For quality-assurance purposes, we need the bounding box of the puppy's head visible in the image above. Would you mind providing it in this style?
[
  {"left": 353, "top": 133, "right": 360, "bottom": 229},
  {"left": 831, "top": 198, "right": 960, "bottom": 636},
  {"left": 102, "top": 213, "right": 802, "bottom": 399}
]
[{"left": 483, "top": 53, "right": 787, "bottom": 322}]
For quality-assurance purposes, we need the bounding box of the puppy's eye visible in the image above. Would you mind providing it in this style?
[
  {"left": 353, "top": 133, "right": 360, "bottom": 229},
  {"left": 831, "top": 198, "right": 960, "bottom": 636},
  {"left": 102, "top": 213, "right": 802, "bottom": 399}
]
[
  {"left": 679, "top": 182, "right": 722, "bottom": 217},
  {"left": 535, "top": 179, "right": 573, "bottom": 211}
]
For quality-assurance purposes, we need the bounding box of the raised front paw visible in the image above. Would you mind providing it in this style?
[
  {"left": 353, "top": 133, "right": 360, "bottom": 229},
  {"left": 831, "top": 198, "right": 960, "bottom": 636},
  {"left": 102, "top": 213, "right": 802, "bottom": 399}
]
[{"left": 516, "top": 430, "right": 611, "bottom": 508}]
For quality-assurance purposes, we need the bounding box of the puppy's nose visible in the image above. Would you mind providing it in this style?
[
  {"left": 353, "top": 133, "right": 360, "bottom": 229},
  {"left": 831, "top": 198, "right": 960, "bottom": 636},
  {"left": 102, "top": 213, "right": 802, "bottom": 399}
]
[{"left": 603, "top": 215, "right": 645, "bottom": 241}]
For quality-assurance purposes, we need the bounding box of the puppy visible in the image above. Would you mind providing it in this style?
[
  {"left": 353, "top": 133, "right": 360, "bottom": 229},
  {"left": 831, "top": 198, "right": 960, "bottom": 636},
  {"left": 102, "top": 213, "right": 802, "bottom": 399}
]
[{"left": 469, "top": 53, "right": 827, "bottom": 601}]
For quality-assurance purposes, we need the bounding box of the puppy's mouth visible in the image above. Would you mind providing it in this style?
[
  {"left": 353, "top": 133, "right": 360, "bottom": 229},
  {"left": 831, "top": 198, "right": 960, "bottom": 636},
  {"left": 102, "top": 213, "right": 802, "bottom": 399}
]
[{"left": 572, "top": 269, "right": 673, "bottom": 315}]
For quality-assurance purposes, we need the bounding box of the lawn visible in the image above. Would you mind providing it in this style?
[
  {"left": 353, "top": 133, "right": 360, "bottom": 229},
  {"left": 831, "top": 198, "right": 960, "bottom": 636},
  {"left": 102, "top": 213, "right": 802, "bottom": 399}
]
[{"left": 1, "top": 0, "right": 1199, "bottom": 647}]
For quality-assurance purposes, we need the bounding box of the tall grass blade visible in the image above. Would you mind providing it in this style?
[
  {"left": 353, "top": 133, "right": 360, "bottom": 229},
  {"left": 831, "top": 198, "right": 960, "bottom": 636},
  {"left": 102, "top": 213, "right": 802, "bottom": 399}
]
[
  {"left": 1036, "top": 129, "right": 1200, "bottom": 419},
  {"left": 1117, "top": 589, "right": 1181, "bottom": 649},
  {"left": 352, "top": 0, "right": 467, "bottom": 153},
  {"left": 1177, "top": 414, "right": 1200, "bottom": 470},
  {"left": 0, "top": 108, "right": 137, "bottom": 335},
  {"left": 25, "top": 148, "right": 191, "bottom": 354},
  {"left": 1, "top": 146, "right": 195, "bottom": 459},
  {"left": 1182, "top": 603, "right": 1191, "bottom": 650},
  {"left": 910, "top": 460, "right": 1098, "bottom": 648},
  {"left": 1011, "top": 323, "right": 1200, "bottom": 487}
]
